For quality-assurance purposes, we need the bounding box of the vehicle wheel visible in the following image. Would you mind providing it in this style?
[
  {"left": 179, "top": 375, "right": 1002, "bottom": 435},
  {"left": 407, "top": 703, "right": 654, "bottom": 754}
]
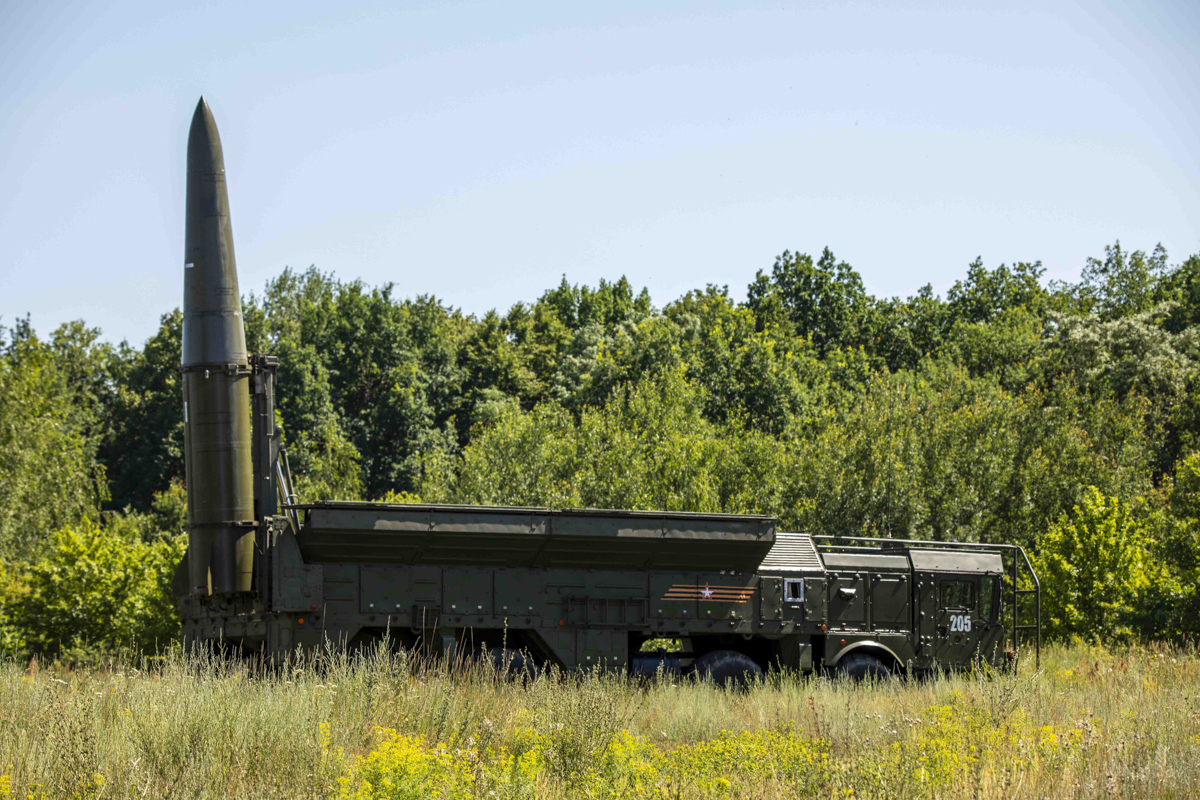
[
  {"left": 835, "top": 652, "right": 892, "bottom": 681},
  {"left": 689, "top": 650, "right": 763, "bottom": 688},
  {"left": 488, "top": 647, "right": 540, "bottom": 683}
]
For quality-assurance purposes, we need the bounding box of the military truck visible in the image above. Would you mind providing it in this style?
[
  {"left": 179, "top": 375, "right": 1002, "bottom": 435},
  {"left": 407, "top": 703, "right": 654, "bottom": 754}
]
[
  {"left": 174, "top": 98, "right": 1040, "bottom": 682},
  {"left": 178, "top": 476, "right": 1042, "bottom": 681}
]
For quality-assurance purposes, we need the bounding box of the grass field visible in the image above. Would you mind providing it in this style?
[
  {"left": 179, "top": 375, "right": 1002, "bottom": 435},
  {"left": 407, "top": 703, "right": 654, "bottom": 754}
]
[{"left": 0, "top": 643, "right": 1196, "bottom": 799}]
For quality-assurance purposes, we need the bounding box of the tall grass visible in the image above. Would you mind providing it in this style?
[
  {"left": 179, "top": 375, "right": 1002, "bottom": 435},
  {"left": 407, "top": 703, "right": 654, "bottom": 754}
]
[{"left": 0, "top": 642, "right": 1196, "bottom": 798}]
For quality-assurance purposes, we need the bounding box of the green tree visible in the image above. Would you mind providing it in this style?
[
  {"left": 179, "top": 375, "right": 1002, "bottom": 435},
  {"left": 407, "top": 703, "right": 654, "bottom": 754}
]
[
  {"left": 1045, "top": 303, "right": 1197, "bottom": 475},
  {"left": 747, "top": 248, "right": 874, "bottom": 355},
  {"left": 423, "top": 368, "right": 794, "bottom": 516},
  {"left": 1063, "top": 241, "right": 1169, "bottom": 319},
  {"left": 872, "top": 285, "right": 951, "bottom": 372},
  {"left": 536, "top": 275, "right": 651, "bottom": 331},
  {"left": 1160, "top": 253, "right": 1200, "bottom": 332},
  {"left": 663, "top": 286, "right": 818, "bottom": 434},
  {"left": 942, "top": 306, "right": 1044, "bottom": 390},
  {"left": 502, "top": 299, "right": 574, "bottom": 404},
  {"left": 786, "top": 363, "right": 1152, "bottom": 546},
  {"left": 0, "top": 320, "right": 108, "bottom": 560},
  {"left": 946, "top": 258, "right": 1047, "bottom": 324},
  {"left": 421, "top": 401, "right": 582, "bottom": 508},
  {"left": 252, "top": 268, "right": 472, "bottom": 499},
  {"left": 1036, "top": 488, "right": 1155, "bottom": 641},
  {"left": 1138, "top": 452, "right": 1200, "bottom": 640},
  {"left": 14, "top": 515, "right": 186, "bottom": 656},
  {"left": 101, "top": 311, "right": 185, "bottom": 511}
]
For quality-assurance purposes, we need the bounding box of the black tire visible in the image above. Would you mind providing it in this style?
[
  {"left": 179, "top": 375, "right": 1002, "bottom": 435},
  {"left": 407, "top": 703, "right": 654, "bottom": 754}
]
[
  {"left": 488, "top": 647, "right": 541, "bottom": 683},
  {"left": 689, "top": 650, "right": 763, "bottom": 688},
  {"left": 835, "top": 652, "right": 892, "bottom": 681}
]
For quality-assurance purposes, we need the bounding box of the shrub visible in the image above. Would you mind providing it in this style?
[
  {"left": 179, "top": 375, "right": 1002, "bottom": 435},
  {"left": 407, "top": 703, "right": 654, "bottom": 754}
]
[
  {"left": 1037, "top": 487, "right": 1155, "bottom": 641},
  {"left": 13, "top": 516, "right": 185, "bottom": 657}
]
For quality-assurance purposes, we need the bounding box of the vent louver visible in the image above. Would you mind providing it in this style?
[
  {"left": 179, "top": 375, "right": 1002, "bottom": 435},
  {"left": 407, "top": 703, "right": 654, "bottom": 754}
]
[{"left": 759, "top": 531, "right": 825, "bottom": 573}]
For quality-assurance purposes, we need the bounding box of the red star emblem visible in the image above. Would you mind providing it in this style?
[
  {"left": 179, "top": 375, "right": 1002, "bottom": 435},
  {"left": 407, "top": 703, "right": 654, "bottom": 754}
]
[{"left": 701, "top": 583, "right": 713, "bottom": 600}]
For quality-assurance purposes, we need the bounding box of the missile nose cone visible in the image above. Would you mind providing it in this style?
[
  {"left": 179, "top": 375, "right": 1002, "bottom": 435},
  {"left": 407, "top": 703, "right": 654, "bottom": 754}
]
[
  {"left": 183, "top": 97, "right": 246, "bottom": 367},
  {"left": 187, "top": 97, "right": 224, "bottom": 180}
]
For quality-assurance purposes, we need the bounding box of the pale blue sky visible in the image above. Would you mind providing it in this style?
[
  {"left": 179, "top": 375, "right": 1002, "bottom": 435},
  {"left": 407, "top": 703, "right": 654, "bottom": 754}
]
[{"left": 2, "top": 0, "right": 1198, "bottom": 346}]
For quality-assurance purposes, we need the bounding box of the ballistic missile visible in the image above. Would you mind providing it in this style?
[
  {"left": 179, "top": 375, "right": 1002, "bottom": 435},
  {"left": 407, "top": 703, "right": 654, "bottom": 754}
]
[{"left": 182, "top": 97, "right": 255, "bottom": 596}]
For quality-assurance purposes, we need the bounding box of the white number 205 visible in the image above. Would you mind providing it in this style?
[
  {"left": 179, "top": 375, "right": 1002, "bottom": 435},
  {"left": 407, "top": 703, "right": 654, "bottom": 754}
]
[{"left": 949, "top": 614, "right": 972, "bottom": 633}]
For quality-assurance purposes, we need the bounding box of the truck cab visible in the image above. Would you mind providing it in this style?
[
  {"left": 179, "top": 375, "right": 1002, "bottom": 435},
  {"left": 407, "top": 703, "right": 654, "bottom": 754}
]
[
  {"left": 802, "top": 536, "right": 1038, "bottom": 675},
  {"left": 911, "top": 549, "right": 1006, "bottom": 670}
]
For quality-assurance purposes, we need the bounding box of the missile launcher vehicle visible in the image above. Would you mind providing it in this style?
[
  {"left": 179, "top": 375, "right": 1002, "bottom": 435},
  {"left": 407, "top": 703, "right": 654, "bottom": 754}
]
[{"left": 173, "top": 99, "right": 1041, "bottom": 680}]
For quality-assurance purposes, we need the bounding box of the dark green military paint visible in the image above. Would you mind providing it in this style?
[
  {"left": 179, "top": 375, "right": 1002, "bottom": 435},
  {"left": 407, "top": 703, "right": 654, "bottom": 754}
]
[{"left": 182, "top": 98, "right": 255, "bottom": 596}]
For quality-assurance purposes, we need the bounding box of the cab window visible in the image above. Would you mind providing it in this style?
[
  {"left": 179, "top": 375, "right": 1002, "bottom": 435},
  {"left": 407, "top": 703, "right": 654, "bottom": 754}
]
[
  {"left": 940, "top": 580, "right": 974, "bottom": 610},
  {"left": 980, "top": 577, "right": 997, "bottom": 621}
]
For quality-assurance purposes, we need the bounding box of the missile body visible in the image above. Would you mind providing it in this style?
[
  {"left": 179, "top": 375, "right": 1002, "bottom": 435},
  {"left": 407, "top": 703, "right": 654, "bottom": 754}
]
[{"left": 182, "top": 97, "right": 255, "bottom": 596}]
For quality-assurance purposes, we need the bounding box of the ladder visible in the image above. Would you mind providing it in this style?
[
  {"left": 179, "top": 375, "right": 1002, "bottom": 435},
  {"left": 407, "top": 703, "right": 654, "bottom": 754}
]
[{"left": 1008, "top": 543, "right": 1041, "bottom": 667}]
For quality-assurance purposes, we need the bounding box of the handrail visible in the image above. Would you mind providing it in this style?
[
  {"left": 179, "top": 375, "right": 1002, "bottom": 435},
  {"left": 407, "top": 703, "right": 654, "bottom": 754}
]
[
  {"left": 811, "top": 535, "right": 1040, "bottom": 667},
  {"left": 274, "top": 451, "right": 301, "bottom": 535},
  {"left": 814, "top": 534, "right": 1014, "bottom": 552}
]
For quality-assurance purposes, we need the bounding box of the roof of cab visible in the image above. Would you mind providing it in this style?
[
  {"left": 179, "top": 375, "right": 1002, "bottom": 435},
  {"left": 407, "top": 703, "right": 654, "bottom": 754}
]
[
  {"left": 820, "top": 552, "right": 911, "bottom": 571},
  {"left": 909, "top": 549, "right": 1004, "bottom": 575}
]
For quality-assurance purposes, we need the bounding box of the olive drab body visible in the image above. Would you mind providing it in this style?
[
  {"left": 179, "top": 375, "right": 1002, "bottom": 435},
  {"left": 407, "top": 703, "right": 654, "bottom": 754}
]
[
  {"left": 181, "top": 98, "right": 255, "bottom": 596},
  {"left": 172, "top": 99, "right": 1041, "bottom": 674}
]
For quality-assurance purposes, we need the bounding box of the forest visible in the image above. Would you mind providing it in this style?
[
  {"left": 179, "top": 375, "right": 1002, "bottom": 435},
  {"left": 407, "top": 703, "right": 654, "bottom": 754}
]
[{"left": 2, "top": 240, "right": 1199, "bottom": 657}]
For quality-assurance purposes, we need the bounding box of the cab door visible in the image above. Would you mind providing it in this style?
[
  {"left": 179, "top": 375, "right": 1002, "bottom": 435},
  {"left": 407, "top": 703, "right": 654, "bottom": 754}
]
[
  {"left": 933, "top": 576, "right": 984, "bottom": 667},
  {"left": 915, "top": 572, "right": 936, "bottom": 667},
  {"left": 975, "top": 575, "right": 1004, "bottom": 665}
]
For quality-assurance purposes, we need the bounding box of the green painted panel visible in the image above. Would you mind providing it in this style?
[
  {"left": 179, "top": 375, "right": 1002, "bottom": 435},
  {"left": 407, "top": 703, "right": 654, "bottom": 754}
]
[
  {"left": 360, "top": 565, "right": 411, "bottom": 614},
  {"left": 871, "top": 575, "right": 910, "bottom": 631},
  {"left": 760, "top": 577, "right": 782, "bottom": 621},
  {"left": 650, "top": 574, "right": 697, "bottom": 620},
  {"left": 828, "top": 574, "right": 865, "bottom": 630},
  {"left": 444, "top": 568, "right": 492, "bottom": 615}
]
